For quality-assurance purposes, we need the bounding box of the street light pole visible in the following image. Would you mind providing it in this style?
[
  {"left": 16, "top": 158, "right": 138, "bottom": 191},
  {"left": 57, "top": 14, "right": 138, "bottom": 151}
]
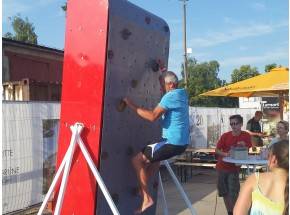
[{"left": 180, "top": 0, "right": 189, "bottom": 88}]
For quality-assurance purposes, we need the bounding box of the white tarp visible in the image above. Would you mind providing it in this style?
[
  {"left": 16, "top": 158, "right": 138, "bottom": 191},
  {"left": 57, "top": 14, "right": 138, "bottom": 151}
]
[{"left": 2, "top": 102, "right": 60, "bottom": 214}]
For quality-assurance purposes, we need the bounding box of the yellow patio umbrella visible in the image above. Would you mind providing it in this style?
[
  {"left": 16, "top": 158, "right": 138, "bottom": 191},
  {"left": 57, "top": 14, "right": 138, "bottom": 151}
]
[{"left": 200, "top": 67, "right": 289, "bottom": 119}]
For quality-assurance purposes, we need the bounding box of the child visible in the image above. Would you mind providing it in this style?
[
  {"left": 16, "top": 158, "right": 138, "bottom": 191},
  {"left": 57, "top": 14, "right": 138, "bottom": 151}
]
[{"left": 234, "top": 140, "right": 289, "bottom": 215}]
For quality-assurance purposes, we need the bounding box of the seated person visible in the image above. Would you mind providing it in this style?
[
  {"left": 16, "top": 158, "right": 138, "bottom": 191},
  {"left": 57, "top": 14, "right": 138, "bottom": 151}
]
[{"left": 270, "top": 120, "right": 289, "bottom": 146}]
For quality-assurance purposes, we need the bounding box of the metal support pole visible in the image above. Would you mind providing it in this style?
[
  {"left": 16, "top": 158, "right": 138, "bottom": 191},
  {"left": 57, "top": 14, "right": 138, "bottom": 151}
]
[
  {"left": 163, "top": 160, "right": 197, "bottom": 215},
  {"left": 181, "top": 0, "right": 188, "bottom": 88},
  {"left": 158, "top": 172, "right": 169, "bottom": 215}
]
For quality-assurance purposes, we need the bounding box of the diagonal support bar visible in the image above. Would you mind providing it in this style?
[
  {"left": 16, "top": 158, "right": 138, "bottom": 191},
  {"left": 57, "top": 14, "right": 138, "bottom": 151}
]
[
  {"left": 163, "top": 160, "right": 197, "bottom": 215},
  {"left": 54, "top": 124, "right": 81, "bottom": 215},
  {"left": 158, "top": 172, "right": 169, "bottom": 215}
]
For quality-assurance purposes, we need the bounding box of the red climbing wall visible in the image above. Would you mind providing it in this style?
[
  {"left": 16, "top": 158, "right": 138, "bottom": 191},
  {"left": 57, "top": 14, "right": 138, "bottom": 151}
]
[
  {"left": 55, "top": 0, "right": 109, "bottom": 214},
  {"left": 55, "top": 0, "right": 170, "bottom": 214}
]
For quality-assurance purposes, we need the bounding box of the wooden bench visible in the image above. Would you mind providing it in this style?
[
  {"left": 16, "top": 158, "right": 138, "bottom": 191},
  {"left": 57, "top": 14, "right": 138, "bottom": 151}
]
[
  {"left": 174, "top": 161, "right": 266, "bottom": 182},
  {"left": 174, "top": 162, "right": 216, "bottom": 182}
]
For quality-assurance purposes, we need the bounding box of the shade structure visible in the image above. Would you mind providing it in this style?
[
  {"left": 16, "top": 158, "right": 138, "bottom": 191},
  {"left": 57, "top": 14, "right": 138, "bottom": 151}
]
[
  {"left": 200, "top": 67, "right": 289, "bottom": 119},
  {"left": 200, "top": 67, "right": 289, "bottom": 97}
]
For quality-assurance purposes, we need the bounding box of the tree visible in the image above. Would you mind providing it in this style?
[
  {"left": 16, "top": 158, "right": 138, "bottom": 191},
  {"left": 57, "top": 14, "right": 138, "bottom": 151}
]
[
  {"left": 61, "top": 3, "right": 67, "bottom": 12},
  {"left": 231, "top": 65, "right": 259, "bottom": 83},
  {"left": 265, "top": 63, "right": 277, "bottom": 73},
  {"left": 4, "top": 15, "right": 37, "bottom": 44},
  {"left": 181, "top": 58, "right": 238, "bottom": 107}
]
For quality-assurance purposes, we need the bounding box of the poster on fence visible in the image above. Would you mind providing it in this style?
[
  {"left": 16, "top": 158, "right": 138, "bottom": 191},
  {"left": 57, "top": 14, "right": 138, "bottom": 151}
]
[
  {"left": 206, "top": 109, "right": 220, "bottom": 148},
  {"left": 42, "top": 119, "right": 59, "bottom": 194},
  {"left": 189, "top": 107, "right": 208, "bottom": 148}
]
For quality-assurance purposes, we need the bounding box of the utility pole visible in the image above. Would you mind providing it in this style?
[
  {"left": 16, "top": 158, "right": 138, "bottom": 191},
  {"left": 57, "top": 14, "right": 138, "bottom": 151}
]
[{"left": 180, "top": 0, "right": 189, "bottom": 88}]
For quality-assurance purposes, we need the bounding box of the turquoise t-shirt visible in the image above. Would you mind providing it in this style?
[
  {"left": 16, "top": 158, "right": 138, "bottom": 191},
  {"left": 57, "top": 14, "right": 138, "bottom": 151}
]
[{"left": 158, "top": 88, "right": 189, "bottom": 146}]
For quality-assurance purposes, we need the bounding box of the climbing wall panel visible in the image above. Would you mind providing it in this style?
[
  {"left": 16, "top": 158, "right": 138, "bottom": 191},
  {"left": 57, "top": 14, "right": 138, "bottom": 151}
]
[
  {"left": 96, "top": 1, "right": 170, "bottom": 214},
  {"left": 56, "top": 0, "right": 169, "bottom": 214}
]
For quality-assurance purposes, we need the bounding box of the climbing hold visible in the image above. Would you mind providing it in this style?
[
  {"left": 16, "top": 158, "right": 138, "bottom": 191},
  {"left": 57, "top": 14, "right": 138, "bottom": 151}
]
[
  {"left": 116, "top": 99, "right": 127, "bottom": 112},
  {"left": 131, "top": 80, "right": 138, "bottom": 88},
  {"left": 121, "top": 28, "right": 132, "bottom": 40},
  {"left": 157, "top": 59, "right": 166, "bottom": 72},
  {"left": 150, "top": 59, "right": 159, "bottom": 72},
  {"left": 108, "top": 50, "right": 114, "bottom": 59},
  {"left": 145, "top": 16, "right": 151, "bottom": 24},
  {"left": 164, "top": 25, "right": 169, "bottom": 32},
  {"left": 153, "top": 180, "right": 159, "bottom": 190}
]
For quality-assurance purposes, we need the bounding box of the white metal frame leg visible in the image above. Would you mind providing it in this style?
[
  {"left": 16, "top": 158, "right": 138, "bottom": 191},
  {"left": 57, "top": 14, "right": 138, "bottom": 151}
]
[
  {"left": 38, "top": 123, "right": 120, "bottom": 215},
  {"left": 54, "top": 124, "right": 80, "bottom": 215},
  {"left": 158, "top": 172, "right": 169, "bottom": 215},
  {"left": 163, "top": 160, "right": 197, "bottom": 215}
]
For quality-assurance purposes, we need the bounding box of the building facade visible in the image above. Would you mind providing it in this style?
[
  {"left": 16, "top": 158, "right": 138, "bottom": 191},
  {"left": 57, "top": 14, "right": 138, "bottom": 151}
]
[{"left": 2, "top": 38, "right": 64, "bottom": 101}]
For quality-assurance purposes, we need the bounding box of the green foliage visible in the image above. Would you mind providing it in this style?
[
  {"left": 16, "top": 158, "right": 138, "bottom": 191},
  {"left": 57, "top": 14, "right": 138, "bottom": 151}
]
[
  {"left": 231, "top": 65, "right": 259, "bottom": 83},
  {"left": 4, "top": 32, "right": 13, "bottom": 39},
  {"left": 61, "top": 3, "right": 67, "bottom": 12},
  {"left": 181, "top": 58, "right": 238, "bottom": 108},
  {"left": 265, "top": 63, "right": 277, "bottom": 73},
  {"left": 4, "top": 15, "right": 37, "bottom": 44}
]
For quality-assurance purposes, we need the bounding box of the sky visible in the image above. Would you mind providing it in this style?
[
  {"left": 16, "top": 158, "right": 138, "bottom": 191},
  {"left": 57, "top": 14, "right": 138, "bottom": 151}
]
[{"left": 2, "top": 0, "right": 289, "bottom": 82}]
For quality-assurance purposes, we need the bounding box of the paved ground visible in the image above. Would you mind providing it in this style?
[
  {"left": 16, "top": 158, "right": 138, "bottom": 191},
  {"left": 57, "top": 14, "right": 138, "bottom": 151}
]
[
  {"left": 155, "top": 167, "right": 228, "bottom": 215},
  {"left": 10, "top": 167, "right": 235, "bottom": 215}
]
